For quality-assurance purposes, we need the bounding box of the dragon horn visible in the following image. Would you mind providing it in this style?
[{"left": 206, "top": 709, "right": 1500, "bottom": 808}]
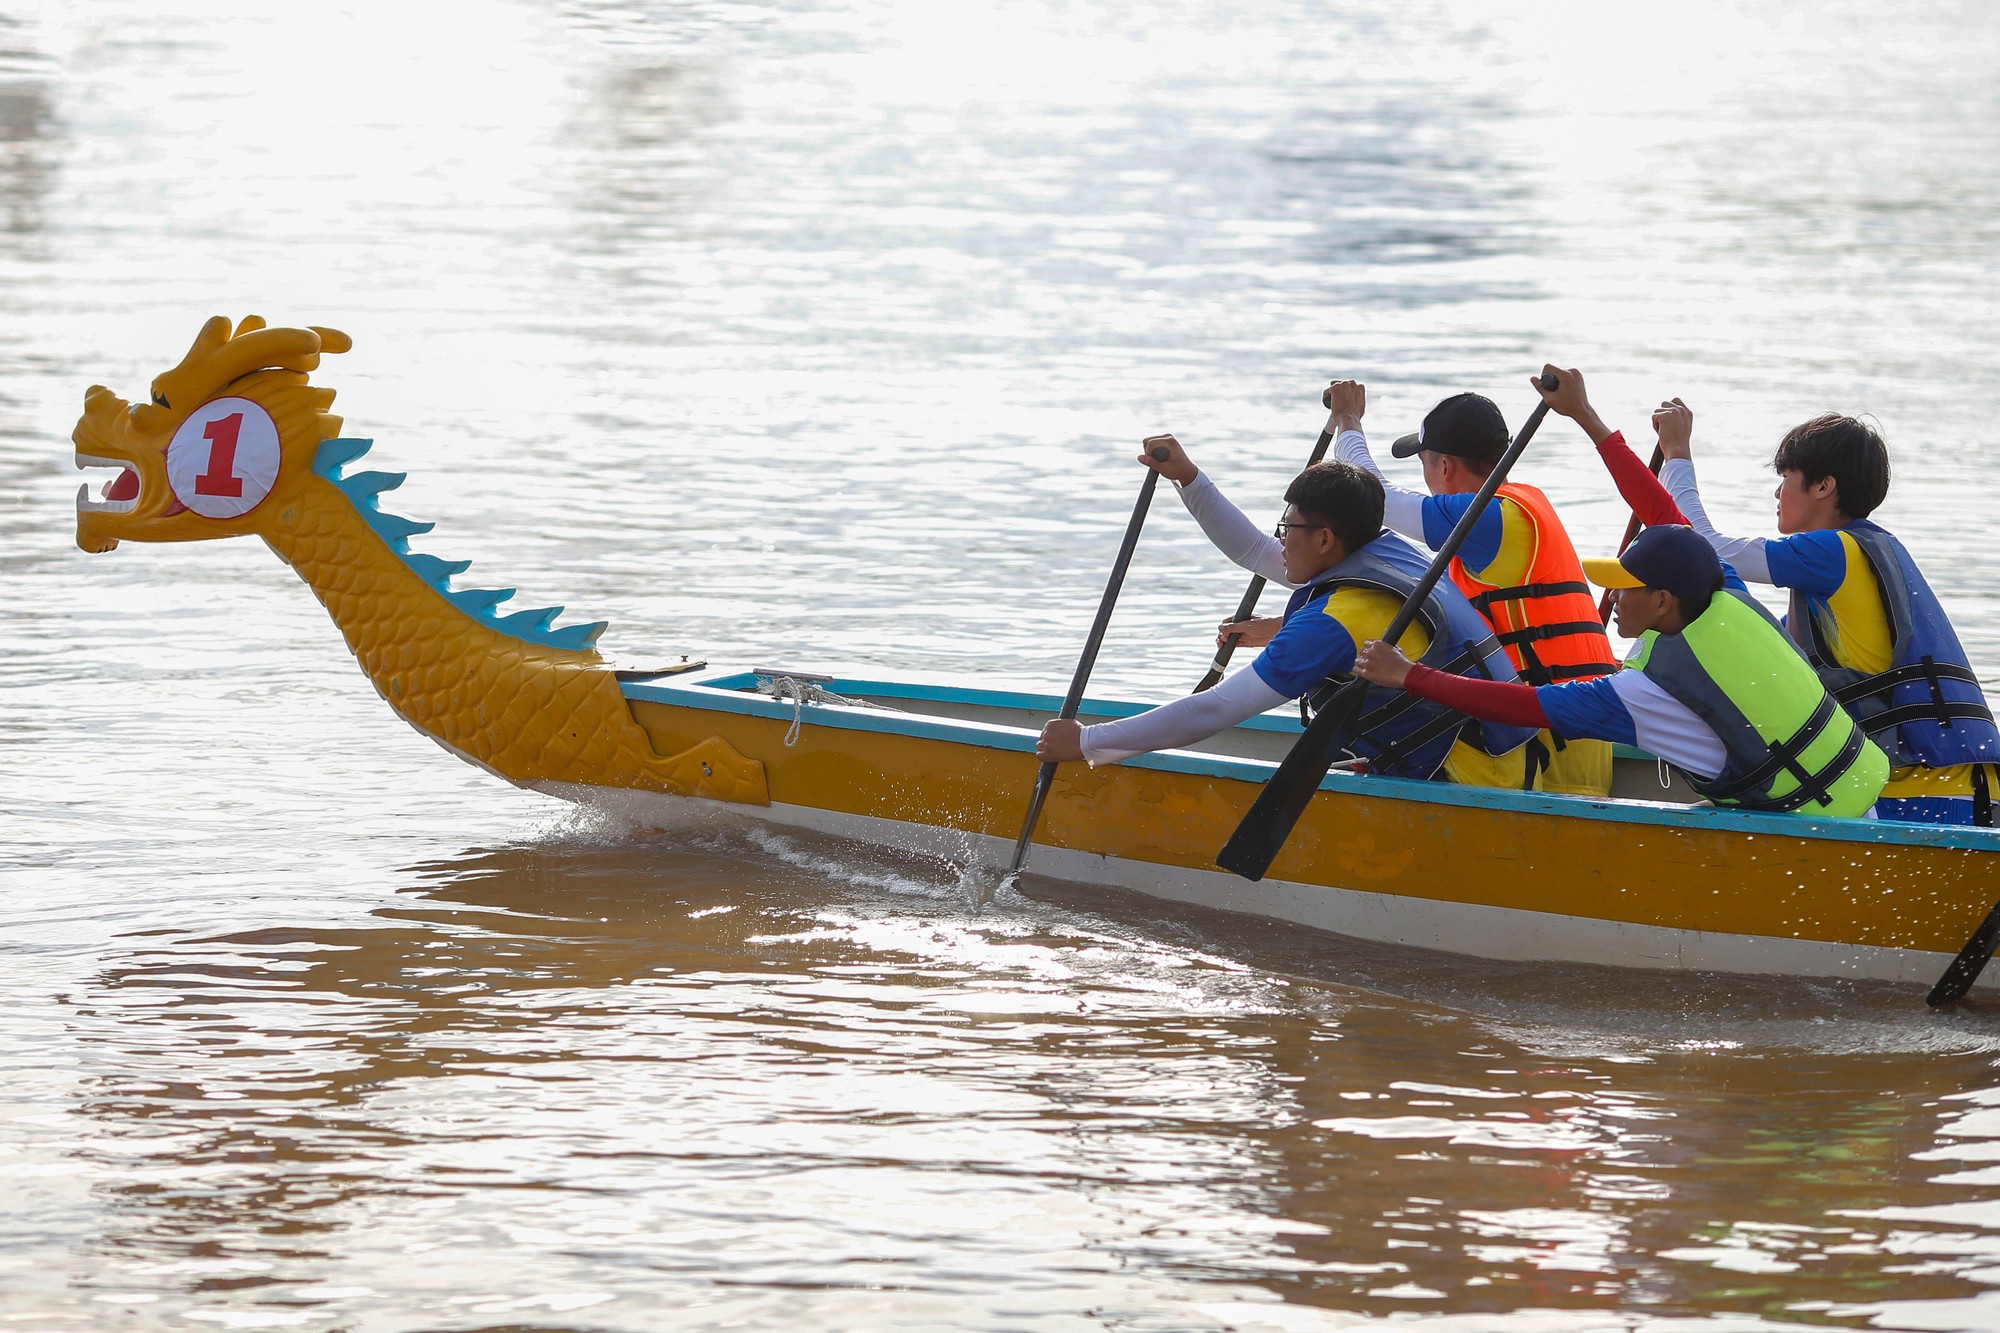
[
  {"left": 209, "top": 326, "right": 345, "bottom": 383},
  {"left": 159, "top": 316, "right": 234, "bottom": 388}
]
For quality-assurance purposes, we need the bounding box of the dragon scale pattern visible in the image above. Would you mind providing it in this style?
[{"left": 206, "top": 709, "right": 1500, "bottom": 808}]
[{"left": 270, "top": 463, "right": 764, "bottom": 803}]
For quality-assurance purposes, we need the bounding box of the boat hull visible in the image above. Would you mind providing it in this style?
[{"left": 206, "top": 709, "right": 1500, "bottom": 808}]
[{"left": 598, "top": 669, "right": 2000, "bottom": 986}]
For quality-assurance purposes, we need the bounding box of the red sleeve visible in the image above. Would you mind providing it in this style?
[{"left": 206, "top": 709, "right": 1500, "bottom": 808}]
[
  {"left": 1404, "top": 664, "right": 1551, "bottom": 729},
  {"left": 1595, "top": 430, "right": 1687, "bottom": 527}
]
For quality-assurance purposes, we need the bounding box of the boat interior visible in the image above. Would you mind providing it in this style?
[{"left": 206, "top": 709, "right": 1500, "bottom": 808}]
[{"left": 678, "top": 666, "right": 1709, "bottom": 805}]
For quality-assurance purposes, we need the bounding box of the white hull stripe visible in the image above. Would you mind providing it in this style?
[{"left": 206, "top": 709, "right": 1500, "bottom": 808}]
[{"left": 534, "top": 782, "right": 1952, "bottom": 986}]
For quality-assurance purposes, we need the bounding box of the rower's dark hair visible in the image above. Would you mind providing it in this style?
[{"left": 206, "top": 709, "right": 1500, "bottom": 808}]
[
  {"left": 1285, "top": 461, "right": 1383, "bottom": 552},
  {"left": 1772, "top": 414, "right": 1889, "bottom": 519}
]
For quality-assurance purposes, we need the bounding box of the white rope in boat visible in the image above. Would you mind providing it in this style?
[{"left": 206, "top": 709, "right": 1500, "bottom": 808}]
[{"left": 755, "top": 674, "right": 901, "bottom": 747}]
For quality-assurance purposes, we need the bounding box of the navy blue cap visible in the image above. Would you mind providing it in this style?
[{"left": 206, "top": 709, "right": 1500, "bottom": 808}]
[{"left": 1583, "top": 525, "right": 1724, "bottom": 604}]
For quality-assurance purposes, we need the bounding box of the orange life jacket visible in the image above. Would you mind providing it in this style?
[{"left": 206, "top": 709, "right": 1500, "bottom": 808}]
[{"left": 1448, "top": 482, "right": 1619, "bottom": 688}]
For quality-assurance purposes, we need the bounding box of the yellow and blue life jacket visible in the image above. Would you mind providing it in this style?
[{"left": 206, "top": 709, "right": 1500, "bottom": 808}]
[
  {"left": 1295, "top": 531, "right": 1539, "bottom": 781},
  {"left": 1787, "top": 520, "right": 2000, "bottom": 769}
]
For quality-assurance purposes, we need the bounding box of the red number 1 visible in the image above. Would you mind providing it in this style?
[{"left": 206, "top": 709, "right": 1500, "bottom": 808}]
[{"left": 196, "top": 414, "right": 245, "bottom": 497}]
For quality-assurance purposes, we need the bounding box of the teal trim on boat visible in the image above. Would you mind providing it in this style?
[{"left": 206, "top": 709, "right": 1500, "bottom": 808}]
[{"left": 620, "top": 668, "right": 2000, "bottom": 853}]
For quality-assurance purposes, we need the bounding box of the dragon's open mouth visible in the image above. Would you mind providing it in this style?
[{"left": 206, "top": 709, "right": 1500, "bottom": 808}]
[{"left": 74, "top": 452, "right": 183, "bottom": 516}]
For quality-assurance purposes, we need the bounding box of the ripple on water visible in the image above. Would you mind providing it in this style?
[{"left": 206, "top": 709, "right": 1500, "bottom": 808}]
[{"left": 10, "top": 0, "right": 2000, "bottom": 1327}]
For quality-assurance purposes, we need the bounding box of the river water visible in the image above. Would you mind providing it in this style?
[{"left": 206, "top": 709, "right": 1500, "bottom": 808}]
[{"left": 6, "top": 1, "right": 2000, "bottom": 1328}]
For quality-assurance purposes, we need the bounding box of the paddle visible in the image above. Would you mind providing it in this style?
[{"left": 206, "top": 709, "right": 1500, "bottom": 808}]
[
  {"left": 1926, "top": 896, "right": 2000, "bottom": 1006},
  {"left": 1215, "top": 373, "right": 1561, "bottom": 883},
  {"left": 1005, "top": 446, "right": 1170, "bottom": 882},
  {"left": 1194, "top": 409, "right": 1340, "bottom": 692},
  {"left": 1599, "top": 444, "right": 1666, "bottom": 624}
]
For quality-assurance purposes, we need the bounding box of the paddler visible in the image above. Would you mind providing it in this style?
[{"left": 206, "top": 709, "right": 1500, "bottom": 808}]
[
  {"left": 1289, "top": 378, "right": 1622, "bottom": 798},
  {"left": 1534, "top": 366, "right": 1999, "bottom": 828},
  {"left": 1350, "top": 523, "right": 1891, "bottom": 819},
  {"left": 1034, "top": 450, "right": 1542, "bottom": 786}
]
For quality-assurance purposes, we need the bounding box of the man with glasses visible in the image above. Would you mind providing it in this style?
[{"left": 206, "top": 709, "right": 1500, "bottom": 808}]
[{"left": 1035, "top": 445, "right": 1542, "bottom": 788}]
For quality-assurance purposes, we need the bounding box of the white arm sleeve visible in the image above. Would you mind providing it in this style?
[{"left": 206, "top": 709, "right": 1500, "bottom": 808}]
[
  {"left": 1079, "top": 668, "right": 1291, "bottom": 766},
  {"left": 1661, "top": 458, "right": 1773, "bottom": 583},
  {"left": 1334, "top": 427, "right": 1426, "bottom": 540},
  {"left": 1177, "top": 472, "right": 1289, "bottom": 584},
  {"left": 1606, "top": 670, "right": 1729, "bottom": 781}
]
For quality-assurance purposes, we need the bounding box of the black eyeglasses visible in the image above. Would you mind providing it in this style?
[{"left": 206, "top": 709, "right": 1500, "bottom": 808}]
[{"left": 1275, "top": 521, "right": 1329, "bottom": 539}]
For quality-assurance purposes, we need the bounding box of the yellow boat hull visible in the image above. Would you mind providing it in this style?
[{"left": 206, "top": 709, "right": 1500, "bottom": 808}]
[{"left": 594, "top": 669, "right": 2000, "bottom": 986}]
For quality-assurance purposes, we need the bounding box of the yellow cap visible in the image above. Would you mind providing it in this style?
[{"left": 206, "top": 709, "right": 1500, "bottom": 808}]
[{"left": 1581, "top": 556, "right": 1644, "bottom": 589}]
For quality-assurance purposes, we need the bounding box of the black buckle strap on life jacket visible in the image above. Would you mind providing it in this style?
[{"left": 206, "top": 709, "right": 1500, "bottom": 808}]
[
  {"left": 1494, "top": 620, "right": 1610, "bottom": 647},
  {"left": 1831, "top": 657, "right": 1987, "bottom": 724},
  {"left": 1700, "top": 693, "right": 1850, "bottom": 809},
  {"left": 1852, "top": 701, "right": 1996, "bottom": 734},
  {"left": 1492, "top": 620, "right": 1615, "bottom": 690},
  {"left": 1302, "top": 637, "right": 1499, "bottom": 771},
  {"left": 1467, "top": 580, "right": 1591, "bottom": 613},
  {"left": 1362, "top": 638, "right": 1504, "bottom": 775},
  {"left": 1514, "top": 637, "right": 1551, "bottom": 689},
  {"left": 1766, "top": 725, "right": 1867, "bottom": 813},
  {"left": 1923, "top": 654, "right": 1950, "bottom": 727},
  {"left": 1351, "top": 685, "right": 1427, "bottom": 739},
  {"left": 1542, "top": 662, "right": 1616, "bottom": 683},
  {"left": 1975, "top": 764, "right": 1995, "bottom": 828},
  {"left": 1833, "top": 659, "right": 1984, "bottom": 705},
  {"left": 1366, "top": 707, "right": 1471, "bottom": 777},
  {"left": 1522, "top": 736, "right": 1550, "bottom": 790}
]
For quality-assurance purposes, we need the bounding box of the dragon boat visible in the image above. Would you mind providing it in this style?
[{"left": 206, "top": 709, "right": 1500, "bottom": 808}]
[{"left": 72, "top": 319, "right": 2000, "bottom": 991}]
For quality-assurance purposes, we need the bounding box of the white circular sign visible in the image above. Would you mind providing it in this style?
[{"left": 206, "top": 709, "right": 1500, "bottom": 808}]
[{"left": 165, "top": 396, "right": 282, "bottom": 520}]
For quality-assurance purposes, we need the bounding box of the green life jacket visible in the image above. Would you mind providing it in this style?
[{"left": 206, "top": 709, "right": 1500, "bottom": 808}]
[{"left": 1629, "top": 589, "right": 1888, "bottom": 817}]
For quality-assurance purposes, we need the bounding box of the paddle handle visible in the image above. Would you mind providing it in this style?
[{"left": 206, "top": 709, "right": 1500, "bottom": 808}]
[
  {"left": 1007, "top": 448, "right": 1170, "bottom": 877},
  {"left": 1195, "top": 413, "right": 1339, "bottom": 692},
  {"left": 1599, "top": 444, "right": 1666, "bottom": 624},
  {"left": 1215, "top": 374, "right": 1560, "bottom": 882}
]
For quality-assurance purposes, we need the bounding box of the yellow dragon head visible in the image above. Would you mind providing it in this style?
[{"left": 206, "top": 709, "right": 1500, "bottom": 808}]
[{"left": 73, "top": 315, "right": 351, "bottom": 553}]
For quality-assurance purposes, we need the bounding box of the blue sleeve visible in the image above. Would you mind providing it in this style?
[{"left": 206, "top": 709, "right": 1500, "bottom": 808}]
[
  {"left": 1720, "top": 559, "right": 1747, "bottom": 594},
  {"left": 1250, "top": 598, "right": 1357, "bottom": 699},
  {"left": 1535, "top": 675, "right": 1638, "bottom": 748},
  {"left": 1419, "top": 493, "right": 1506, "bottom": 573},
  {"left": 1762, "top": 530, "right": 1846, "bottom": 596}
]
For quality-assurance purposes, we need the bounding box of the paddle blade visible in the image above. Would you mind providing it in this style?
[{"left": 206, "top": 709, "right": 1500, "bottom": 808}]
[
  {"left": 1216, "top": 679, "right": 1367, "bottom": 881},
  {"left": 1927, "top": 898, "right": 2000, "bottom": 1006}
]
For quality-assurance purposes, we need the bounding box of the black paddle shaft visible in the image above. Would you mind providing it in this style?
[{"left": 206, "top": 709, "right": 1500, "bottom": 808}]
[
  {"left": 1215, "top": 374, "right": 1561, "bottom": 883},
  {"left": 1927, "top": 897, "right": 2000, "bottom": 1006},
  {"left": 1006, "top": 448, "right": 1170, "bottom": 879},
  {"left": 1194, "top": 411, "right": 1340, "bottom": 693}
]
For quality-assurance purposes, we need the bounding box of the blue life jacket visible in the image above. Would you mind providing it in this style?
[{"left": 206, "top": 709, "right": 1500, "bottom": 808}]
[
  {"left": 1786, "top": 520, "right": 2000, "bottom": 768},
  {"left": 1286, "top": 530, "right": 1539, "bottom": 781}
]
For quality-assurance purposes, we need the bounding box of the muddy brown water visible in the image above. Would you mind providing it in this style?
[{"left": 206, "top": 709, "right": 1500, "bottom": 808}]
[{"left": 7, "top": 1, "right": 2000, "bottom": 1327}]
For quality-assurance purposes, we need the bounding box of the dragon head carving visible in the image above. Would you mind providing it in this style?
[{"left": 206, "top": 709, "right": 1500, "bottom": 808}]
[{"left": 74, "top": 315, "right": 351, "bottom": 553}]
